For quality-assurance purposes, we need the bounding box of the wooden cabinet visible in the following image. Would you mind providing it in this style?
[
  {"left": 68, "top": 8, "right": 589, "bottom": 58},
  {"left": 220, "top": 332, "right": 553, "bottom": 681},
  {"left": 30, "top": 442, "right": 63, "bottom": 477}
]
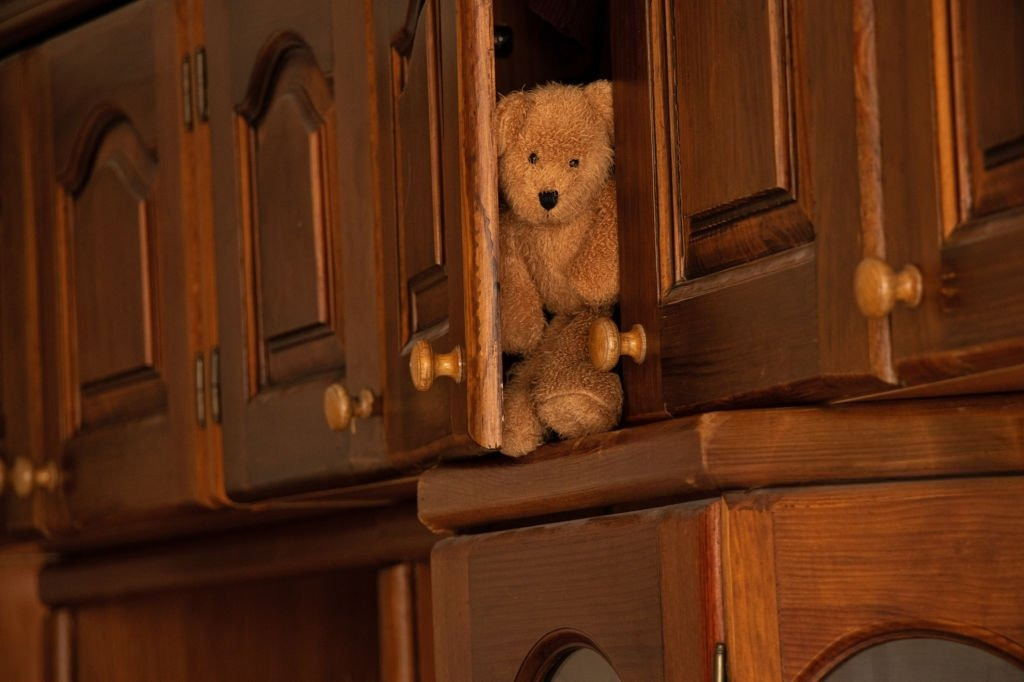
[
  {"left": 724, "top": 478, "right": 1024, "bottom": 680},
  {"left": 205, "top": 0, "right": 500, "bottom": 500},
  {"left": 877, "top": 0, "right": 1024, "bottom": 384},
  {"left": 432, "top": 502, "right": 720, "bottom": 681},
  {"left": 429, "top": 473, "right": 1024, "bottom": 681},
  {"left": 608, "top": 0, "right": 881, "bottom": 419},
  {"left": 0, "top": 0, "right": 502, "bottom": 525},
  {"left": 204, "top": 0, "right": 387, "bottom": 499},
  {"left": 29, "top": 0, "right": 211, "bottom": 529},
  {"left": 603, "top": 0, "right": 1024, "bottom": 420}
]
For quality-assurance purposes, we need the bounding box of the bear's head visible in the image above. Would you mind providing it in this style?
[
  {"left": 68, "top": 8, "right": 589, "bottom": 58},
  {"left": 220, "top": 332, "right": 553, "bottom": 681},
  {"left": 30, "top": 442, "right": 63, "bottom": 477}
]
[{"left": 496, "top": 81, "right": 614, "bottom": 226}]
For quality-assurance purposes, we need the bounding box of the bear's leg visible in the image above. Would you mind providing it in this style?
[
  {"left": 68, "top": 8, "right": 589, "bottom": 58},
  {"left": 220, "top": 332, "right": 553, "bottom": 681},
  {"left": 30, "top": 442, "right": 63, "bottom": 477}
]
[
  {"left": 534, "top": 312, "right": 623, "bottom": 440},
  {"left": 501, "top": 358, "right": 545, "bottom": 457}
]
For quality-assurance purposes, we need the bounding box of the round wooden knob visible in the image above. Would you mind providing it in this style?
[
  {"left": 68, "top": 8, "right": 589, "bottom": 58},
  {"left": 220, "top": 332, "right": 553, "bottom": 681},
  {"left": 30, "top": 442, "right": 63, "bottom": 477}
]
[
  {"left": 324, "top": 384, "right": 374, "bottom": 432},
  {"left": 589, "top": 318, "right": 647, "bottom": 372},
  {"left": 11, "top": 458, "right": 60, "bottom": 499},
  {"left": 409, "top": 341, "right": 464, "bottom": 391},
  {"left": 854, "top": 257, "right": 923, "bottom": 319}
]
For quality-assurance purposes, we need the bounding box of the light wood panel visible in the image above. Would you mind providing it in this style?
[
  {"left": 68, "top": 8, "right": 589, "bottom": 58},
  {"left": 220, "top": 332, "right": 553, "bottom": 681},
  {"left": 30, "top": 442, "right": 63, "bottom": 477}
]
[
  {"left": 419, "top": 396, "right": 1024, "bottom": 532},
  {"left": 725, "top": 478, "right": 1024, "bottom": 679}
]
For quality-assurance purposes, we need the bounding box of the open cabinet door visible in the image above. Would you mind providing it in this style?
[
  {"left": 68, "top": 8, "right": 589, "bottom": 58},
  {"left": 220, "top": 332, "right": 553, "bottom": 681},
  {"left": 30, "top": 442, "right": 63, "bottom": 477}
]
[{"left": 374, "top": 0, "right": 501, "bottom": 464}]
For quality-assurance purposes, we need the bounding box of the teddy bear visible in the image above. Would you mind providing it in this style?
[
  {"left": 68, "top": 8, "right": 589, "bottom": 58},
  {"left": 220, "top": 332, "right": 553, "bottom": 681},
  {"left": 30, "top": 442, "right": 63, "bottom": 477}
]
[{"left": 497, "top": 80, "right": 623, "bottom": 457}]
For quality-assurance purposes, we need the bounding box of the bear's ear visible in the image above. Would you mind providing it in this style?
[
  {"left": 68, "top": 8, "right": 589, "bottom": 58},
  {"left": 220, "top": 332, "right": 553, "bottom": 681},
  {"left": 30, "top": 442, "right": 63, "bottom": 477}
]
[
  {"left": 583, "top": 80, "right": 614, "bottom": 144},
  {"left": 496, "top": 90, "right": 530, "bottom": 157}
]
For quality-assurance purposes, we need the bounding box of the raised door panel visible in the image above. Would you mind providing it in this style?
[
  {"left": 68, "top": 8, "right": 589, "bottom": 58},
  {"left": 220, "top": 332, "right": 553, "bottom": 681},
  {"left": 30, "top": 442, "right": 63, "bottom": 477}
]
[
  {"left": 432, "top": 503, "right": 721, "bottom": 681},
  {"left": 207, "top": 0, "right": 388, "bottom": 499},
  {"left": 611, "top": 0, "right": 885, "bottom": 420},
  {"left": 374, "top": 0, "right": 500, "bottom": 462},
  {"left": 878, "top": 0, "right": 1024, "bottom": 384},
  {"left": 724, "top": 478, "right": 1024, "bottom": 680},
  {"left": 36, "top": 0, "right": 206, "bottom": 526}
]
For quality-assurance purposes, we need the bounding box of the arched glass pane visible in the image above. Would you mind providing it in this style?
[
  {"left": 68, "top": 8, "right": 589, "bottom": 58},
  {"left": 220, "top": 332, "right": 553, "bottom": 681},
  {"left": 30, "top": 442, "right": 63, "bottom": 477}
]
[
  {"left": 824, "top": 638, "right": 1024, "bottom": 682},
  {"left": 545, "top": 648, "right": 620, "bottom": 682}
]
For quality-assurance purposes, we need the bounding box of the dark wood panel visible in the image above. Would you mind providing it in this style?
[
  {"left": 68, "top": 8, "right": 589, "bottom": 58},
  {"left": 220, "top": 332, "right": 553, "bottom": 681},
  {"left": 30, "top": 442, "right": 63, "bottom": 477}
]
[
  {"left": 879, "top": 0, "right": 1024, "bottom": 385},
  {"left": 955, "top": 0, "right": 1024, "bottom": 217},
  {"left": 431, "top": 503, "right": 719, "bottom": 681},
  {"left": 418, "top": 396, "right": 1024, "bottom": 533},
  {"left": 39, "top": 503, "right": 435, "bottom": 605},
  {"left": 74, "top": 569, "right": 380, "bottom": 682},
  {"left": 207, "top": 0, "right": 389, "bottom": 500},
  {"left": 375, "top": 0, "right": 501, "bottom": 462},
  {"left": 64, "top": 117, "right": 164, "bottom": 429},
  {"left": 726, "top": 478, "right": 1024, "bottom": 679},
  {"left": 35, "top": 0, "right": 208, "bottom": 527},
  {"left": 237, "top": 33, "right": 344, "bottom": 389},
  {"left": 0, "top": 549, "right": 46, "bottom": 681},
  {"left": 669, "top": 0, "right": 812, "bottom": 277},
  {"left": 612, "top": 0, "right": 883, "bottom": 420},
  {"left": 0, "top": 53, "right": 51, "bottom": 536},
  {"left": 0, "top": 0, "right": 130, "bottom": 55}
]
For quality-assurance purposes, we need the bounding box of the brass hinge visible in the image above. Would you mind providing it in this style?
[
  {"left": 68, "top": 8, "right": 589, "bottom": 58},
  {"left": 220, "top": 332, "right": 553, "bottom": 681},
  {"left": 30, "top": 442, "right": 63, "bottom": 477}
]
[
  {"left": 210, "top": 347, "right": 221, "bottom": 424},
  {"left": 714, "top": 643, "right": 728, "bottom": 682},
  {"left": 195, "top": 47, "right": 208, "bottom": 122},
  {"left": 181, "top": 53, "right": 193, "bottom": 130},
  {"left": 195, "top": 354, "right": 206, "bottom": 427}
]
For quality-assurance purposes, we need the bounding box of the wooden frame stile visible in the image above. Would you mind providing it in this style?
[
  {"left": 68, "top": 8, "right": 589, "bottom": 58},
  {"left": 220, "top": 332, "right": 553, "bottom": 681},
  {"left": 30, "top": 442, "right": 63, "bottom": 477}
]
[
  {"left": 0, "top": 51, "right": 53, "bottom": 535},
  {"left": 184, "top": 0, "right": 227, "bottom": 506}
]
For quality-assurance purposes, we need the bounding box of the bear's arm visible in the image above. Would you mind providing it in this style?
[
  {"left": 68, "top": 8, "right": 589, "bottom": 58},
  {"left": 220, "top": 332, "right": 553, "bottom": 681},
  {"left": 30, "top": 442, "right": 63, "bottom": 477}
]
[
  {"left": 500, "top": 222, "right": 546, "bottom": 354},
  {"left": 569, "top": 180, "right": 620, "bottom": 307}
]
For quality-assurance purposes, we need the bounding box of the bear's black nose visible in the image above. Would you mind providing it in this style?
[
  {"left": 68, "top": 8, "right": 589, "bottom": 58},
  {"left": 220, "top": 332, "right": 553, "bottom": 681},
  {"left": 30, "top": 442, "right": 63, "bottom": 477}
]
[{"left": 538, "top": 190, "right": 559, "bottom": 211}]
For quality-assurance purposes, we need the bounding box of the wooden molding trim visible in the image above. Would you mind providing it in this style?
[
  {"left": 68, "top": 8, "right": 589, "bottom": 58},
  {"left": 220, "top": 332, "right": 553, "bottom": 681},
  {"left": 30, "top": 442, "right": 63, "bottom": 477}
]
[
  {"left": 0, "top": 0, "right": 128, "bottom": 55},
  {"left": 418, "top": 395, "right": 1024, "bottom": 533},
  {"left": 39, "top": 502, "right": 439, "bottom": 605}
]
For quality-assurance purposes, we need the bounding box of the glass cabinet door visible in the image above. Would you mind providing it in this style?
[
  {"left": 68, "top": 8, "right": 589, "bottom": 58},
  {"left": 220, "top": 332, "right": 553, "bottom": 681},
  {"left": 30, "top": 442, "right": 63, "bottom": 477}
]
[{"left": 824, "top": 638, "right": 1024, "bottom": 682}]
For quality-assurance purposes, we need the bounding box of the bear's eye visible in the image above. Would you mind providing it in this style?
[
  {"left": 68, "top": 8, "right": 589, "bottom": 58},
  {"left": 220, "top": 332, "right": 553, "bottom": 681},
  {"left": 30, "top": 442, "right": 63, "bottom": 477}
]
[
  {"left": 569, "top": 158, "right": 580, "bottom": 168},
  {"left": 529, "top": 152, "right": 538, "bottom": 165}
]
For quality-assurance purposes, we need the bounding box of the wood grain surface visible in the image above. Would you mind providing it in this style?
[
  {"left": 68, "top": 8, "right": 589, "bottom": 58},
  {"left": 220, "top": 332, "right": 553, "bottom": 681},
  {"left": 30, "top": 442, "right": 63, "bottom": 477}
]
[
  {"left": 725, "top": 477, "right": 1024, "bottom": 680},
  {"left": 419, "top": 396, "right": 1024, "bottom": 532}
]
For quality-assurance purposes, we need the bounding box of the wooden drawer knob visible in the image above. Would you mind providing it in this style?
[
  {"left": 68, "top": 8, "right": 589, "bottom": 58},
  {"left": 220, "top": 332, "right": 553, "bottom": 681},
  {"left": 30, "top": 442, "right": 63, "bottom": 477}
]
[
  {"left": 409, "top": 341, "right": 464, "bottom": 391},
  {"left": 324, "top": 384, "right": 374, "bottom": 432},
  {"left": 589, "top": 318, "right": 647, "bottom": 372},
  {"left": 11, "top": 458, "right": 60, "bottom": 499},
  {"left": 854, "top": 257, "right": 923, "bottom": 319}
]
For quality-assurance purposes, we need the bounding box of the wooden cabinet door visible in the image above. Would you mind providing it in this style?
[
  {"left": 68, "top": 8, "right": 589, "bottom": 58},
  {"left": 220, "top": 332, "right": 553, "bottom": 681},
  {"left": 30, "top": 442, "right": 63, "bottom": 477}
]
[
  {"left": 724, "top": 478, "right": 1024, "bottom": 680},
  {"left": 34, "top": 0, "right": 209, "bottom": 528},
  {"left": 205, "top": 0, "right": 391, "bottom": 499},
  {"left": 0, "top": 53, "right": 49, "bottom": 535},
  {"left": 610, "top": 0, "right": 888, "bottom": 419},
  {"left": 432, "top": 502, "right": 721, "bottom": 681},
  {"left": 373, "top": 0, "right": 501, "bottom": 462},
  {"left": 876, "top": 0, "right": 1024, "bottom": 385}
]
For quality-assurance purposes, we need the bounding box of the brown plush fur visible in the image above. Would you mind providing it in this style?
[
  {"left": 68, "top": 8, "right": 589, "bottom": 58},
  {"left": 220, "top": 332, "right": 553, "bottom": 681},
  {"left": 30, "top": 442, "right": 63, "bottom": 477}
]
[{"left": 498, "top": 81, "right": 622, "bottom": 457}]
